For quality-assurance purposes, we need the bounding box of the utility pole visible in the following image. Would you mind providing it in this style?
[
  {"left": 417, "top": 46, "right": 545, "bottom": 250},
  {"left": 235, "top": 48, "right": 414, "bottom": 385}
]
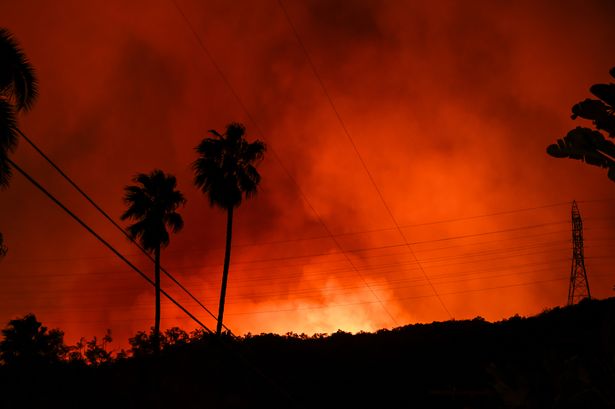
[{"left": 567, "top": 200, "right": 591, "bottom": 305}]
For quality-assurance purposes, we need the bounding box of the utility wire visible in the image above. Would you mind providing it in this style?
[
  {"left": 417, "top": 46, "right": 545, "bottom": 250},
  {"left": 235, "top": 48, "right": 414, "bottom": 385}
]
[
  {"left": 25, "top": 262, "right": 615, "bottom": 323},
  {"left": 170, "top": 0, "right": 398, "bottom": 326},
  {"left": 7, "top": 233, "right": 588, "bottom": 284},
  {"left": 3, "top": 260, "right": 571, "bottom": 302},
  {"left": 7, "top": 158, "right": 214, "bottom": 334},
  {"left": 16, "top": 128, "right": 232, "bottom": 335},
  {"left": 277, "top": 0, "right": 453, "bottom": 319},
  {"left": 12, "top": 263, "right": 609, "bottom": 318},
  {"left": 4, "top": 212, "right": 587, "bottom": 264}
]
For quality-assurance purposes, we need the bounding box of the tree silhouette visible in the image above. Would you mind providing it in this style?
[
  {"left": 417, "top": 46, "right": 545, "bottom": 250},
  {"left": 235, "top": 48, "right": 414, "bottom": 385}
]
[
  {"left": 547, "top": 67, "right": 615, "bottom": 182},
  {"left": 193, "top": 122, "right": 266, "bottom": 335},
  {"left": 120, "top": 169, "right": 186, "bottom": 352},
  {"left": 0, "top": 27, "right": 38, "bottom": 188},
  {"left": 0, "top": 313, "right": 66, "bottom": 366},
  {"left": 128, "top": 326, "right": 190, "bottom": 357}
]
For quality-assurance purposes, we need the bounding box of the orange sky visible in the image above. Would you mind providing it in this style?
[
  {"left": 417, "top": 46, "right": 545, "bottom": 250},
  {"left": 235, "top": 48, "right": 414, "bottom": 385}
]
[{"left": 0, "top": 0, "right": 614, "bottom": 348}]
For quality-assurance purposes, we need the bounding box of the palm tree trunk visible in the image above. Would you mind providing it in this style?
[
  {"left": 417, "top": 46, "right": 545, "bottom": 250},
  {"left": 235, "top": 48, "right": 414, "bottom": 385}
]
[
  {"left": 216, "top": 206, "right": 233, "bottom": 336},
  {"left": 154, "top": 244, "right": 161, "bottom": 352}
]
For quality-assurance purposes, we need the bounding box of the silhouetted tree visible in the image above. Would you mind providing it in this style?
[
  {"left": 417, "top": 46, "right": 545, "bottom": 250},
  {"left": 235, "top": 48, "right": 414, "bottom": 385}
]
[
  {"left": 128, "top": 326, "right": 190, "bottom": 357},
  {"left": 65, "top": 330, "right": 114, "bottom": 365},
  {"left": 192, "top": 123, "right": 266, "bottom": 335},
  {"left": 547, "top": 67, "right": 615, "bottom": 182},
  {"left": 121, "top": 170, "right": 186, "bottom": 352},
  {"left": 0, "top": 27, "right": 38, "bottom": 188},
  {"left": 0, "top": 313, "right": 67, "bottom": 366},
  {"left": 163, "top": 326, "right": 190, "bottom": 347},
  {"left": 128, "top": 329, "right": 157, "bottom": 357},
  {"left": 83, "top": 329, "right": 113, "bottom": 366},
  {"left": 67, "top": 336, "right": 86, "bottom": 363}
]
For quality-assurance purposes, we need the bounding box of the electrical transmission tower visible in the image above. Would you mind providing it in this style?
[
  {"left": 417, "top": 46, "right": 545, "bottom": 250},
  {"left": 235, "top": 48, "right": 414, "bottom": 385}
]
[{"left": 567, "top": 200, "right": 591, "bottom": 305}]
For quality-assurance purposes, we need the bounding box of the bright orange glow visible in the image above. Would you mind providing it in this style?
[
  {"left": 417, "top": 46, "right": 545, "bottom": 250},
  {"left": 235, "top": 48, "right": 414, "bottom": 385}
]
[{"left": 0, "top": 0, "right": 614, "bottom": 348}]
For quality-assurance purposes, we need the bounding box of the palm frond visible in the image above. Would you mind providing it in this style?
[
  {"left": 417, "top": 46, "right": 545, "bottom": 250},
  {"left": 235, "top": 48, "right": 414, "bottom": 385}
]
[
  {"left": 208, "top": 129, "right": 222, "bottom": 138},
  {"left": 0, "top": 28, "right": 38, "bottom": 112},
  {"left": 0, "top": 99, "right": 17, "bottom": 188},
  {"left": 245, "top": 139, "right": 266, "bottom": 162},
  {"left": 193, "top": 123, "right": 265, "bottom": 209},
  {"left": 590, "top": 83, "right": 615, "bottom": 108},
  {"left": 238, "top": 164, "right": 261, "bottom": 198},
  {"left": 226, "top": 122, "right": 246, "bottom": 141},
  {"left": 121, "top": 170, "right": 186, "bottom": 252},
  {"left": 571, "top": 99, "right": 608, "bottom": 121},
  {"left": 547, "top": 127, "right": 615, "bottom": 178},
  {"left": 164, "top": 212, "right": 184, "bottom": 234},
  {"left": 166, "top": 190, "right": 186, "bottom": 211},
  {"left": 126, "top": 218, "right": 148, "bottom": 242}
]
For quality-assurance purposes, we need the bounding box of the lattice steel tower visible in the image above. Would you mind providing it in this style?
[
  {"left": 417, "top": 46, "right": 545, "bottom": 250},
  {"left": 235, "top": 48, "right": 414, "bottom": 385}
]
[{"left": 567, "top": 200, "right": 591, "bottom": 305}]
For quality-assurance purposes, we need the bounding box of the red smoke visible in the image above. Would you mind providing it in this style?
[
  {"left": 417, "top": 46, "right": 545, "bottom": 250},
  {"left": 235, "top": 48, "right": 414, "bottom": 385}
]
[{"left": 0, "top": 0, "right": 614, "bottom": 347}]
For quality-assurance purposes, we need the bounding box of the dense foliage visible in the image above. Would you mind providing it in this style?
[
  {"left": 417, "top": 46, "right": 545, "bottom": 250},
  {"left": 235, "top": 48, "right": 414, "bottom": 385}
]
[
  {"left": 547, "top": 67, "right": 615, "bottom": 182},
  {"left": 0, "top": 297, "right": 613, "bottom": 408}
]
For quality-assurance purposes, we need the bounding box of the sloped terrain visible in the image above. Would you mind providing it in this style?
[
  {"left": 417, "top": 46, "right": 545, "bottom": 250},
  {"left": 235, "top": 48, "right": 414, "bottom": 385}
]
[{"left": 1, "top": 297, "right": 614, "bottom": 409}]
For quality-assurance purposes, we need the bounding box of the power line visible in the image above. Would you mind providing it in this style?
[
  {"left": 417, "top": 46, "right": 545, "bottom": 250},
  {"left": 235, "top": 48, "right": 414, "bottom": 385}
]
[
  {"left": 226, "top": 280, "right": 570, "bottom": 316},
  {"left": 3, "top": 217, "right": 581, "bottom": 265},
  {"left": 7, "top": 268, "right": 612, "bottom": 322},
  {"left": 5, "top": 232, "right": 612, "bottom": 299},
  {"left": 10, "top": 238, "right": 609, "bottom": 304},
  {"left": 7, "top": 230, "right": 612, "bottom": 294},
  {"left": 276, "top": 0, "right": 455, "bottom": 318},
  {"left": 187, "top": 199, "right": 612, "bottom": 251},
  {"left": 5, "top": 257, "right": 599, "bottom": 314},
  {"left": 156, "top": 220, "right": 574, "bottom": 273},
  {"left": 0, "top": 271, "right": 584, "bottom": 326},
  {"left": 226, "top": 272, "right": 615, "bottom": 317},
  {"left": 0, "top": 251, "right": 570, "bottom": 299},
  {"left": 206, "top": 200, "right": 595, "bottom": 249},
  {"left": 16, "top": 128, "right": 230, "bottom": 334},
  {"left": 7, "top": 158, "right": 214, "bottom": 334}
]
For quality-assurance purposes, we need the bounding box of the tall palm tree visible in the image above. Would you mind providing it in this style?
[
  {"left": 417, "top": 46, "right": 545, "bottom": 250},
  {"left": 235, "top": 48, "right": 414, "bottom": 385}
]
[
  {"left": 0, "top": 27, "right": 38, "bottom": 188},
  {"left": 121, "top": 169, "right": 186, "bottom": 352},
  {"left": 193, "top": 122, "right": 265, "bottom": 335}
]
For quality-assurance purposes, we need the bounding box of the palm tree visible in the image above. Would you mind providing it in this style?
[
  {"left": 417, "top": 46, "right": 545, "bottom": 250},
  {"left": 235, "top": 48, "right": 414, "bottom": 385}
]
[
  {"left": 193, "top": 122, "right": 265, "bottom": 335},
  {"left": 0, "top": 27, "right": 38, "bottom": 188},
  {"left": 121, "top": 169, "right": 186, "bottom": 352}
]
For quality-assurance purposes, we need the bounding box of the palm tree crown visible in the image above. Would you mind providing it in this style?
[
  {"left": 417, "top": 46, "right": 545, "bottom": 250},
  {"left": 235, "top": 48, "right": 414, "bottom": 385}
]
[
  {"left": 0, "top": 27, "right": 38, "bottom": 188},
  {"left": 121, "top": 169, "right": 186, "bottom": 252},
  {"left": 0, "top": 28, "right": 38, "bottom": 111},
  {"left": 193, "top": 122, "right": 266, "bottom": 210},
  {"left": 193, "top": 122, "right": 265, "bottom": 335}
]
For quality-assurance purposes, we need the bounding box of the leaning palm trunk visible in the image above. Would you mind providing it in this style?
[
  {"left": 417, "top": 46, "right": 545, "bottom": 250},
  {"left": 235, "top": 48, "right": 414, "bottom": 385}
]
[
  {"left": 216, "top": 207, "right": 233, "bottom": 336},
  {"left": 154, "top": 244, "right": 161, "bottom": 352}
]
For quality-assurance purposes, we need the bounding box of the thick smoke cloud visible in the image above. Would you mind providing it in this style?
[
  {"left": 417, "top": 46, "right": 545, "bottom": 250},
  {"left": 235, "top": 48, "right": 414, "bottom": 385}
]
[{"left": 0, "top": 0, "right": 613, "bottom": 345}]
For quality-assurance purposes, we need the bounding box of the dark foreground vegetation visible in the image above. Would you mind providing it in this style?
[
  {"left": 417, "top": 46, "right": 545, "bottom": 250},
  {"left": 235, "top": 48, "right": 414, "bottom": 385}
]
[{"left": 1, "top": 297, "right": 614, "bottom": 408}]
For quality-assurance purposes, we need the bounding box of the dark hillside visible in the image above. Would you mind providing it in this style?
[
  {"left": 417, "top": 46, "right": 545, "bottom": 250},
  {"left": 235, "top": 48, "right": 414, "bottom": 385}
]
[{"left": 1, "top": 297, "right": 614, "bottom": 409}]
